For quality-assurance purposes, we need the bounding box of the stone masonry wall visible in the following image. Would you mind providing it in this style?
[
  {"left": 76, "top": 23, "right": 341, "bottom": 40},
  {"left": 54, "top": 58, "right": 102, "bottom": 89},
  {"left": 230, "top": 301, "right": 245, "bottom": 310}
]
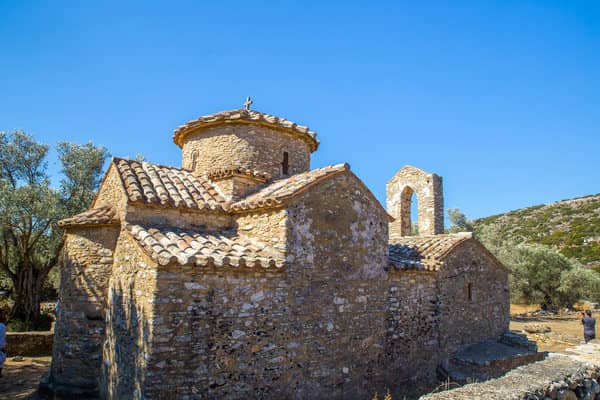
[
  {"left": 436, "top": 240, "right": 510, "bottom": 356},
  {"left": 140, "top": 268, "right": 288, "bottom": 399},
  {"left": 116, "top": 172, "right": 392, "bottom": 400},
  {"left": 235, "top": 208, "right": 287, "bottom": 251},
  {"left": 100, "top": 230, "right": 157, "bottom": 400},
  {"left": 386, "top": 271, "right": 440, "bottom": 384},
  {"left": 212, "top": 175, "right": 264, "bottom": 202},
  {"left": 181, "top": 124, "right": 311, "bottom": 178},
  {"left": 387, "top": 166, "right": 444, "bottom": 237},
  {"left": 6, "top": 331, "right": 53, "bottom": 357},
  {"left": 94, "top": 164, "right": 128, "bottom": 218},
  {"left": 283, "top": 172, "right": 391, "bottom": 399},
  {"left": 126, "top": 204, "right": 232, "bottom": 231},
  {"left": 51, "top": 226, "right": 119, "bottom": 393}
]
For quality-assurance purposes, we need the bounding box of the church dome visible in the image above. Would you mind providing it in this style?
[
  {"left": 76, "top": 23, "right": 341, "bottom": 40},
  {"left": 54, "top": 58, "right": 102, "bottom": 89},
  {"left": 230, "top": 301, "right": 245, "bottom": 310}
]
[{"left": 173, "top": 104, "right": 319, "bottom": 180}]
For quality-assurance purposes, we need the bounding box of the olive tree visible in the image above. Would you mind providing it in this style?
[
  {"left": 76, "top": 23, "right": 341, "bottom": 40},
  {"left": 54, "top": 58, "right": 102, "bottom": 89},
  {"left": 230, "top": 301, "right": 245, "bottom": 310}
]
[{"left": 0, "top": 130, "right": 108, "bottom": 326}]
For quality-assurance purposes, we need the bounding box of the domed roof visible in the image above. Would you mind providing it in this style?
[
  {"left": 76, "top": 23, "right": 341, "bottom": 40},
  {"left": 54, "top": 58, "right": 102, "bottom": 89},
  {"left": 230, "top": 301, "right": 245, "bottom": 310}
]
[{"left": 172, "top": 109, "right": 319, "bottom": 152}]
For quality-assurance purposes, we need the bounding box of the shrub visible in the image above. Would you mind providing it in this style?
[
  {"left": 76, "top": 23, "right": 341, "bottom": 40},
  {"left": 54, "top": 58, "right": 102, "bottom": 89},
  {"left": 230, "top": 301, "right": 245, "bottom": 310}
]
[
  {"left": 6, "top": 311, "right": 54, "bottom": 332},
  {"left": 7, "top": 318, "right": 32, "bottom": 332}
]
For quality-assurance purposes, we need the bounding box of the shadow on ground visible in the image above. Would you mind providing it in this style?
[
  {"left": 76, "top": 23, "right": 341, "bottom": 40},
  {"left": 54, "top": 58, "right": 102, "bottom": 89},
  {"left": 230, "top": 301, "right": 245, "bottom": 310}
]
[{"left": 0, "top": 357, "right": 50, "bottom": 400}]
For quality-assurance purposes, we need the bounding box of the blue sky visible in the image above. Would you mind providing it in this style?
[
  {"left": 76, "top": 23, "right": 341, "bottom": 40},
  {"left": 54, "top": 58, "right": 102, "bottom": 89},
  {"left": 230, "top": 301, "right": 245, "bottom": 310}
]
[{"left": 0, "top": 1, "right": 597, "bottom": 220}]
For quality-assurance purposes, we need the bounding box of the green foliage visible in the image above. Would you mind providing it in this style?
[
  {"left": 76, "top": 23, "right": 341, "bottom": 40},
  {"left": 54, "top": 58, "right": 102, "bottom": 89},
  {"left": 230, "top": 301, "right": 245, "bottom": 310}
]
[
  {"left": 410, "top": 222, "right": 419, "bottom": 236},
  {"left": 447, "top": 208, "right": 473, "bottom": 233},
  {"left": 57, "top": 141, "right": 109, "bottom": 216},
  {"left": 473, "top": 194, "right": 600, "bottom": 268},
  {"left": 7, "top": 318, "right": 31, "bottom": 332},
  {"left": 0, "top": 297, "right": 10, "bottom": 314},
  {"left": 476, "top": 220, "right": 600, "bottom": 309},
  {"left": 0, "top": 130, "right": 109, "bottom": 326},
  {"left": 510, "top": 245, "right": 576, "bottom": 309},
  {"left": 559, "top": 266, "right": 600, "bottom": 305},
  {"left": 7, "top": 311, "right": 53, "bottom": 332}
]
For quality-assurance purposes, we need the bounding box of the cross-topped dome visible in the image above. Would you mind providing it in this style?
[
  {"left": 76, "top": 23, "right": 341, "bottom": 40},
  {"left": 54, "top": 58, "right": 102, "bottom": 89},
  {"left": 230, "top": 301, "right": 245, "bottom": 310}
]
[
  {"left": 174, "top": 106, "right": 319, "bottom": 187},
  {"left": 173, "top": 109, "right": 319, "bottom": 151}
]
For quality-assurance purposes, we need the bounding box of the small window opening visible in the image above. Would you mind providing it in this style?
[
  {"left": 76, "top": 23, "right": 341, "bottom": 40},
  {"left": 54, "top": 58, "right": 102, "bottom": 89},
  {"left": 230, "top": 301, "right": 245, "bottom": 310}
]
[
  {"left": 467, "top": 283, "right": 473, "bottom": 302},
  {"left": 191, "top": 151, "right": 198, "bottom": 170},
  {"left": 282, "top": 151, "right": 289, "bottom": 175}
]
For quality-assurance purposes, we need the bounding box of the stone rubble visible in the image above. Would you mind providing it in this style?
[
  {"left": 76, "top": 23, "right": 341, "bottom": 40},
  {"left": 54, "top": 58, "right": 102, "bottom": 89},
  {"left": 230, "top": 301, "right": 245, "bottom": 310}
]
[{"left": 420, "top": 343, "right": 600, "bottom": 400}]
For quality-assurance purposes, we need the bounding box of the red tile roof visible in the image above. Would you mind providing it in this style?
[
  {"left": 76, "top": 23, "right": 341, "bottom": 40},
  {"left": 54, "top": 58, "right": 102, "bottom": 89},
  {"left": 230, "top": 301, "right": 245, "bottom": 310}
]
[
  {"left": 58, "top": 206, "right": 118, "bottom": 228},
  {"left": 388, "top": 233, "right": 473, "bottom": 271},
  {"left": 125, "top": 224, "right": 285, "bottom": 269},
  {"left": 113, "top": 158, "right": 228, "bottom": 211},
  {"left": 230, "top": 164, "right": 349, "bottom": 213}
]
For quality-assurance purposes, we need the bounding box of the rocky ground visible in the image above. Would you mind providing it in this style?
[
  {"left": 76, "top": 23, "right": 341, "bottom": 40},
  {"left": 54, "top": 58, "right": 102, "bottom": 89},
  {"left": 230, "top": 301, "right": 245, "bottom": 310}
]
[
  {"left": 0, "top": 305, "right": 596, "bottom": 399},
  {"left": 0, "top": 356, "right": 49, "bottom": 400},
  {"left": 510, "top": 304, "right": 594, "bottom": 353},
  {"left": 421, "top": 343, "right": 600, "bottom": 400}
]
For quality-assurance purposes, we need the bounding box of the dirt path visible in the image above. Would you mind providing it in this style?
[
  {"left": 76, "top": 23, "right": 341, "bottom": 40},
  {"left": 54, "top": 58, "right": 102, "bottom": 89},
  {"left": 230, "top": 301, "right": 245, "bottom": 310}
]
[{"left": 0, "top": 356, "right": 49, "bottom": 400}]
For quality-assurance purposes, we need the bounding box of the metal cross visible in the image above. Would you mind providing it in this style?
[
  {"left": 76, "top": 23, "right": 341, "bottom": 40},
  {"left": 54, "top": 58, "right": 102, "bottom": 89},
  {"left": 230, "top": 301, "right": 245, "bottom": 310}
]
[{"left": 243, "top": 96, "right": 253, "bottom": 111}]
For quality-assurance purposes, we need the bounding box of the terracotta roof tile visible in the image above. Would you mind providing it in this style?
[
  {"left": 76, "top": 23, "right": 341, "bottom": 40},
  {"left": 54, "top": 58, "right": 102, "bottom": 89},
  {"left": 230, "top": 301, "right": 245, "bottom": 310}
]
[
  {"left": 172, "top": 109, "right": 319, "bottom": 152},
  {"left": 388, "top": 233, "right": 473, "bottom": 271},
  {"left": 125, "top": 224, "right": 285, "bottom": 269},
  {"left": 230, "top": 164, "right": 349, "bottom": 213},
  {"left": 58, "top": 206, "right": 118, "bottom": 228},
  {"left": 207, "top": 167, "right": 271, "bottom": 183},
  {"left": 113, "top": 158, "right": 228, "bottom": 212}
]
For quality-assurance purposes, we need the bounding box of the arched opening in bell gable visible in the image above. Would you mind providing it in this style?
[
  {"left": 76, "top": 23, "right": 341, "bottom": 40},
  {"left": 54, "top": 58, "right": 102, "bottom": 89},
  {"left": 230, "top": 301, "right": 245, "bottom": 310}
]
[{"left": 400, "top": 186, "right": 419, "bottom": 236}]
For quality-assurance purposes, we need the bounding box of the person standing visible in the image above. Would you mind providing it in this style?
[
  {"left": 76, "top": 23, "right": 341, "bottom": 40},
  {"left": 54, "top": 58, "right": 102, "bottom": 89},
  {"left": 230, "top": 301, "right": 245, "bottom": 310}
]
[
  {"left": 0, "top": 310, "right": 6, "bottom": 377},
  {"left": 582, "top": 310, "right": 596, "bottom": 343}
]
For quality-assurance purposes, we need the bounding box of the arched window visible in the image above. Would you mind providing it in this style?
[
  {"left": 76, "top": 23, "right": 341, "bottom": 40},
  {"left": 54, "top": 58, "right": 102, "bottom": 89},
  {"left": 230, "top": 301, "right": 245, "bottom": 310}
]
[
  {"left": 282, "top": 151, "right": 289, "bottom": 175},
  {"left": 191, "top": 151, "right": 199, "bottom": 171},
  {"left": 400, "top": 186, "right": 418, "bottom": 236}
]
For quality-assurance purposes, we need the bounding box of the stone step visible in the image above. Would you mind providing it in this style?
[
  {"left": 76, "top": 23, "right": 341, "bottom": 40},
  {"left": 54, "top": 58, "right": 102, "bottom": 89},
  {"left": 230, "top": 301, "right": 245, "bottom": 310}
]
[{"left": 442, "top": 336, "right": 546, "bottom": 384}]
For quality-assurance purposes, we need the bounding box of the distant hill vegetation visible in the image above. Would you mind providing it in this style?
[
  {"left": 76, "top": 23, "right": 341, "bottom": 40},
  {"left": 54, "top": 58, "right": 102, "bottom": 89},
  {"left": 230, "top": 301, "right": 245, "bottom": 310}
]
[{"left": 473, "top": 193, "right": 600, "bottom": 270}]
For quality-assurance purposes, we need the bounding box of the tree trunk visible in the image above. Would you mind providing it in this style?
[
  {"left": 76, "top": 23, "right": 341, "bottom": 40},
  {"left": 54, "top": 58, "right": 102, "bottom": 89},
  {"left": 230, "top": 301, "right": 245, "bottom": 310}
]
[
  {"left": 10, "top": 263, "right": 47, "bottom": 327},
  {"left": 540, "top": 293, "right": 555, "bottom": 313}
]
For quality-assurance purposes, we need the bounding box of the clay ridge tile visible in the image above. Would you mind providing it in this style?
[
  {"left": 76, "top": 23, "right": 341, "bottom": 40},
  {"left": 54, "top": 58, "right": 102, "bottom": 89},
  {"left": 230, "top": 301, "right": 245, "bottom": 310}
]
[
  {"left": 388, "top": 233, "right": 473, "bottom": 272},
  {"left": 58, "top": 206, "right": 118, "bottom": 228},
  {"left": 125, "top": 223, "right": 285, "bottom": 270},
  {"left": 113, "top": 158, "right": 228, "bottom": 212},
  {"left": 207, "top": 167, "right": 271, "bottom": 183},
  {"left": 172, "top": 109, "right": 319, "bottom": 152},
  {"left": 230, "top": 163, "right": 349, "bottom": 213}
]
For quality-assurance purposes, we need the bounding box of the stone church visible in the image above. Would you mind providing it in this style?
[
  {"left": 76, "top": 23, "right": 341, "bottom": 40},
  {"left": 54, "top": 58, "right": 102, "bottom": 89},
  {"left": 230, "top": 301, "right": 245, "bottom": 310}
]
[{"left": 50, "top": 103, "right": 510, "bottom": 399}]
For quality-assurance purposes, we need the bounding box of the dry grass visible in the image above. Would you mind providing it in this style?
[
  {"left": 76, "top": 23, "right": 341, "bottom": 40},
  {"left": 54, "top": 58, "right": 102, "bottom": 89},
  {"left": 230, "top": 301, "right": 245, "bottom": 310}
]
[
  {"left": 510, "top": 303, "right": 540, "bottom": 315},
  {"left": 510, "top": 304, "right": 595, "bottom": 352}
]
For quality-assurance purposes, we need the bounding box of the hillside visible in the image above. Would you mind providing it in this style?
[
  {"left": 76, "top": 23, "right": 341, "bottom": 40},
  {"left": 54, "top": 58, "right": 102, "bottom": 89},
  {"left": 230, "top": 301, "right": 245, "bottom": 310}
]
[{"left": 473, "top": 193, "right": 600, "bottom": 269}]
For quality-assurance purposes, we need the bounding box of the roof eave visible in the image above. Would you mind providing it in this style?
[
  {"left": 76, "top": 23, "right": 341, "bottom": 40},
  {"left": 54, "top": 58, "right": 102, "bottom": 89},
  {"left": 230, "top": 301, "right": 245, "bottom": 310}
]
[
  {"left": 172, "top": 119, "right": 320, "bottom": 152},
  {"left": 59, "top": 221, "right": 120, "bottom": 229}
]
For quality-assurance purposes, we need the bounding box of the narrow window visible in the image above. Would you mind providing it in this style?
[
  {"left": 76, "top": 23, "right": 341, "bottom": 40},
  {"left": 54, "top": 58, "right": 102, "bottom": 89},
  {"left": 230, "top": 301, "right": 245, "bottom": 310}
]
[
  {"left": 191, "top": 151, "right": 198, "bottom": 171},
  {"left": 467, "top": 283, "right": 473, "bottom": 302},
  {"left": 282, "top": 151, "right": 289, "bottom": 175}
]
